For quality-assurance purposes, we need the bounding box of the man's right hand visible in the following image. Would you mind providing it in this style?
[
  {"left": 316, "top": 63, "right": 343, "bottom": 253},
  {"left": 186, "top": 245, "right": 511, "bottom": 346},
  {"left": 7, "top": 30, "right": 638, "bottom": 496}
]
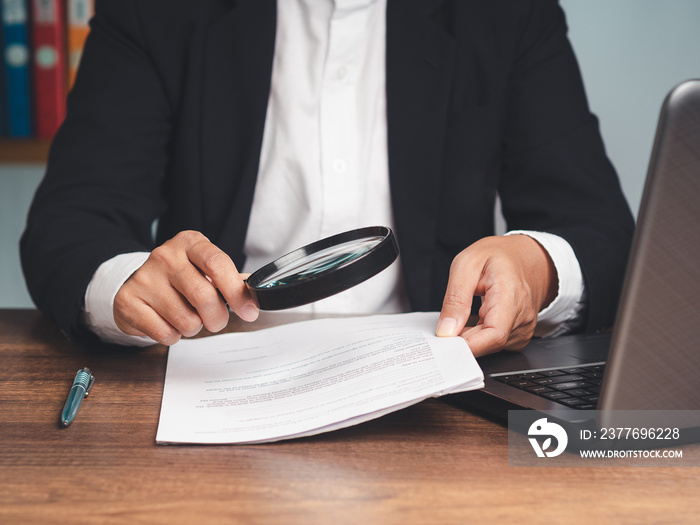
[{"left": 114, "top": 230, "right": 259, "bottom": 346}]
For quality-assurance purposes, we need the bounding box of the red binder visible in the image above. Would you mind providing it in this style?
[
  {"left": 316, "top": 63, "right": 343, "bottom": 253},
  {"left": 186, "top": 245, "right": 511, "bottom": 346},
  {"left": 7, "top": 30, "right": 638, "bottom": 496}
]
[{"left": 30, "top": 0, "right": 67, "bottom": 139}]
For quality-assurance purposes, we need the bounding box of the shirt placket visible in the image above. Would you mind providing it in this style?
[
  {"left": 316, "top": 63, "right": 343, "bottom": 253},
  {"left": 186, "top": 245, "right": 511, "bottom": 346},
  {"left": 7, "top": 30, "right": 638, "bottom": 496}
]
[{"left": 318, "top": 4, "right": 368, "bottom": 241}]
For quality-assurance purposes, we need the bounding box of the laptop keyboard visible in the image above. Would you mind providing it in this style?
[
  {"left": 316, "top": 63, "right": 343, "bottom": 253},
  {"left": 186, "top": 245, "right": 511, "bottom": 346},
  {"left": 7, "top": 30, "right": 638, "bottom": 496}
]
[{"left": 493, "top": 364, "right": 605, "bottom": 409}]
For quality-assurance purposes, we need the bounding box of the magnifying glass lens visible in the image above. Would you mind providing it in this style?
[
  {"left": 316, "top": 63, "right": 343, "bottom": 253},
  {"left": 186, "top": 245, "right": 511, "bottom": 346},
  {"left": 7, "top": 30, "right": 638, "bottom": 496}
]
[
  {"left": 246, "top": 226, "right": 399, "bottom": 310},
  {"left": 258, "top": 236, "right": 383, "bottom": 288}
]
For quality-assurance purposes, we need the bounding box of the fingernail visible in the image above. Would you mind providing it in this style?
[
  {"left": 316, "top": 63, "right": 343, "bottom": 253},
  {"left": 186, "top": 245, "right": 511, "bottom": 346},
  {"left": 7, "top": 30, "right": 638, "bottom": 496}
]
[
  {"left": 436, "top": 317, "right": 457, "bottom": 337},
  {"left": 239, "top": 303, "right": 259, "bottom": 323}
]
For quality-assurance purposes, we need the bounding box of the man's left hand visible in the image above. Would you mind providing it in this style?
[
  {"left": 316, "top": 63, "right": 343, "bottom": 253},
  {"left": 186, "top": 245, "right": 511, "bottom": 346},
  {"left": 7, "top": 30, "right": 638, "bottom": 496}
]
[{"left": 436, "top": 235, "right": 558, "bottom": 357}]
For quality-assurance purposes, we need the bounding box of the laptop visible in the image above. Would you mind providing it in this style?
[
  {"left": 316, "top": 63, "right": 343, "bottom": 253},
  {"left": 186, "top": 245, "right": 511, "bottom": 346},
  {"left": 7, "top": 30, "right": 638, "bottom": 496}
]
[{"left": 448, "top": 80, "right": 700, "bottom": 435}]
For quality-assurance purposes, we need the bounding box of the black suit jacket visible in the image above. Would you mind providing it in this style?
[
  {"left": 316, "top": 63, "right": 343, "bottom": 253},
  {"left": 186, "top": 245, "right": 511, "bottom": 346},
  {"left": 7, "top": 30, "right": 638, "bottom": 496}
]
[{"left": 21, "top": 0, "right": 635, "bottom": 348}]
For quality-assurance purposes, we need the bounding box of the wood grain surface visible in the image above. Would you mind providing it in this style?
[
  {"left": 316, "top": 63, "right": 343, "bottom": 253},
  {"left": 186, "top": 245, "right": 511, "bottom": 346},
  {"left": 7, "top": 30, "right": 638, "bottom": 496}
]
[{"left": 1, "top": 309, "right": 698, "bottom": 524}]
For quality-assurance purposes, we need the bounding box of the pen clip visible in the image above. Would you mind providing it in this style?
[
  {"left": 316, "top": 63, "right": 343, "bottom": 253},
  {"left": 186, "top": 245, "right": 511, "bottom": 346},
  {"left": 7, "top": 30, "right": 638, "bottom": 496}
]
[{"left": 84, "top": 373, "right": 95, "bottom": 397}]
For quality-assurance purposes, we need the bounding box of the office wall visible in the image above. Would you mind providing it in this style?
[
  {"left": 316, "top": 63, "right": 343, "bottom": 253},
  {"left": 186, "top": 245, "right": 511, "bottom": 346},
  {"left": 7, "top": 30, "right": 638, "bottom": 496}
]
[
  {"left": 1, "top": 0, "right": 699, "bottom": 307},
  {"left": 0, "top": 165, "right": 43, "bottom": 307},
  {"left": 561, "top": 0, "right": 700, "bottom": 216}
]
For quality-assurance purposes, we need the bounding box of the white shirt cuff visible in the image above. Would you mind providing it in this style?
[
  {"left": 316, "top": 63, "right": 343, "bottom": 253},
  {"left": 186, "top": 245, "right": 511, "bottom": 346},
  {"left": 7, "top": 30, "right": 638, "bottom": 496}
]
[
  {"left": 505, "top": 230, "right": 586, "bottom": 337},
  {"left": 83, "top": 252, "right": 156, "bottom": 347}
]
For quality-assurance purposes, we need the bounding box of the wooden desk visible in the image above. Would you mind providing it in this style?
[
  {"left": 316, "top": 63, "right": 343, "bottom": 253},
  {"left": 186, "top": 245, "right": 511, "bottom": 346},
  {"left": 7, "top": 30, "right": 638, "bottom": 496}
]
[{"left": 1, "top": 309, "right": 698, "bottom": 524}]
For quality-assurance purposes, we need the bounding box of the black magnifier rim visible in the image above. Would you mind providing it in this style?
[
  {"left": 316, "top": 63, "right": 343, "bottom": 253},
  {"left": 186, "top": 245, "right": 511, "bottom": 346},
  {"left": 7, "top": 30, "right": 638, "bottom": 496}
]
[{"left": 246, "top": 226, "right": 399, "bottom": 310}]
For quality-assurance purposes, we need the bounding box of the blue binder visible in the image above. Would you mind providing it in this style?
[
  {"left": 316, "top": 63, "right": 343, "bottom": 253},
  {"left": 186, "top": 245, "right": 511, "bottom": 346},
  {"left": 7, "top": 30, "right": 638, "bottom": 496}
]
[{"left": 1, "top": 0, "right": 32, "bottom": 137}]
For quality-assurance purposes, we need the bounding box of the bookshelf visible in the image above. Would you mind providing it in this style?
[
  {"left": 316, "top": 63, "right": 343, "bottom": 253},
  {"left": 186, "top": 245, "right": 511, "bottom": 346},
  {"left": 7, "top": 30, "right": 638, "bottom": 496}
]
[
  {"left": 0, "top": 139, "right": 50, "bottom": 164},
  {"left": 1, "top": 0, "right": 94, "bottom": 166}
]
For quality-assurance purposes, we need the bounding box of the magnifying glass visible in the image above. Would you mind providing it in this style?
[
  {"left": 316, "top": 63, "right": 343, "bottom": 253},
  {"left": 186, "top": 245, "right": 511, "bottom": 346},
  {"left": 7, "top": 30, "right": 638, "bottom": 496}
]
[{"left": 246, "top": 226, "right": 399, "bottom": 310}]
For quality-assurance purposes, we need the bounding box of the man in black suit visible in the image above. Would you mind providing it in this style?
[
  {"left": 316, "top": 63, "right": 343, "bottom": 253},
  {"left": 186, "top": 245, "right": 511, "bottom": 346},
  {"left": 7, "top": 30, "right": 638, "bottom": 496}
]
[{"left": 21, "top": 0, "right": 634, "bottom": 355}]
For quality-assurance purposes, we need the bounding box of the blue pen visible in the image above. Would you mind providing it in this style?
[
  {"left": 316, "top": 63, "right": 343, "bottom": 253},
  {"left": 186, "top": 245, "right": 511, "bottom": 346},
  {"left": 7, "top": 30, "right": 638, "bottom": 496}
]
[{"left": 61, "top": 368, "right": 95, "bottom": 427}]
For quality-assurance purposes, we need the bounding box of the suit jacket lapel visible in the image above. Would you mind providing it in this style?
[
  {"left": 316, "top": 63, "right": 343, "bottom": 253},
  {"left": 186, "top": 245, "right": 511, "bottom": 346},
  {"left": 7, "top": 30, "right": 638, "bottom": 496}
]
[
  {"left": 200, "top": 0, "right": 276, "bottom": 264},
  {"left": 386, "top": 0, "right": 455, "bottom": 309}
]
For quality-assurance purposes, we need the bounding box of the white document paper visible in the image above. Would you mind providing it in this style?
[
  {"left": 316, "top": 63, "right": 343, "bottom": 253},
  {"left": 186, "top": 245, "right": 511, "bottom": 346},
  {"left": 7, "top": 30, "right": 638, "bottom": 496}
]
[{"left": 156, "top": 312, "right": 484, "bottom": 444}]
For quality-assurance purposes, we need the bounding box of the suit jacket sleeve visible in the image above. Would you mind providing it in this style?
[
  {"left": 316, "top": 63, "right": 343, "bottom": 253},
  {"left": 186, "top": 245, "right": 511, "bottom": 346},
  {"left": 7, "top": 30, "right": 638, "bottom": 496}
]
[
  {"left": 495, "top": 1, "right": 635, "bottom": 331},
  {"left": 20, "top": 0, "right": 170, "bottom": 348}
]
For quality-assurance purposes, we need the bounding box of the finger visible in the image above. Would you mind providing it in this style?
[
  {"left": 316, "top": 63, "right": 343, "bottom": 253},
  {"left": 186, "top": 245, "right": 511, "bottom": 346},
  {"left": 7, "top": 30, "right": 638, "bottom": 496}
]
[
  {"left": 185, "top": 240, "right": 259, "bottom": 323},
  {"left": 462, "top": 324, "right": 510, "bottom": 357},
  {"left": 459, "top": 325, "right": 492, "bottom": 357},
  {"left": 120, "top": 262, "right": 206, "bottom": 338},
  {"left": 141, "top": 285, "right": 204, "bottom": 338},
  {"left": 463, "top": 320, "right": 532, "bottom": 355},
  {"left": 170, "top": 263, "right": 230, "bottom": 333},
  {"left": 115, "top": 297, "right": 183, "bottom": 346},
  {"left": 462, "top": 286, "right": 520, "bottom": 355},
  {"left": 437, "top": 253, "right": 481, "bottom": 337}
]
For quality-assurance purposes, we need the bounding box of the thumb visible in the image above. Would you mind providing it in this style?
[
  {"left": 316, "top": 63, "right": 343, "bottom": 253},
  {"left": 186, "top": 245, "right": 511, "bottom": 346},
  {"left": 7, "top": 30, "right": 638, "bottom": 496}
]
[{"left": 436, "top": 256, "right": 480, "bottom": 337}]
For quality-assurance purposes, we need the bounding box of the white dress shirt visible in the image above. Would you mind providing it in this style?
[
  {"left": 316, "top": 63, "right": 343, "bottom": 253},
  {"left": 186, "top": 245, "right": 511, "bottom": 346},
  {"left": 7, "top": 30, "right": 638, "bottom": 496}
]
[{"left": 83, "top": 0, "right": 584, "bottom": 346}]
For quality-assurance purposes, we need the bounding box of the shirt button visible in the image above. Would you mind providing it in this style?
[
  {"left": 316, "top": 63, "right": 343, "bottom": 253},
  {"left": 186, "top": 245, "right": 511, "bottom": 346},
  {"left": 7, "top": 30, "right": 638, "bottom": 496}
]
[
  {"left": 333, "top": 159, "right": 347, "bottom": 173},
  {"left": 335, "top": 66, "right": 348, "bottom": 80}
]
